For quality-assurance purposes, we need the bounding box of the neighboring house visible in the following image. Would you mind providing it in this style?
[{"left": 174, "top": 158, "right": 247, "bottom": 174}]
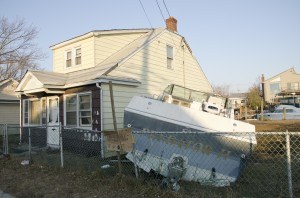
[
  {"left": 263, "top": 67, "right": 300, "bottom": 106},
  {"left": 15, "top": 17, "right": 213, "bottom": 148},
  {"left": 228, "top": 93, "right": 246, "bottom": 110},
  {"left": 228, "top": 93, "right": 247, "bottom": 119},
  {"left": 0, "top": 78, "right": 20, "bottom": 125}
]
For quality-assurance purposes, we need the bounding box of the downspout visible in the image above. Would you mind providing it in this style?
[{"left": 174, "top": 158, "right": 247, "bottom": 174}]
[
  {"left": 96, "top": 82, "right": 104, "bottom": 158},
  {"left": 96, "top": 82, "right": 103, "bottom": 131}
]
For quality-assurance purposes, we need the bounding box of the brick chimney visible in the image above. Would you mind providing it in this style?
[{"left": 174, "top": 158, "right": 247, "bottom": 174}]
[{"left": 166, "top": 16, "right": 177, "bottom": 32}]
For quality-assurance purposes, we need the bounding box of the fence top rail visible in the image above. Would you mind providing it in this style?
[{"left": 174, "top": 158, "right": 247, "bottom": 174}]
[
  {"left": 131, "top": 130, "right": 300, "bottom": 135},
  {"left": 63, "top": 127, "right": 100, "bottom": 133},
  {"left": 5, "top": 125, "right": 300, "bottom": 135},
  {"left": 255, "top": 131, "right": 300, "bottom": 135}
]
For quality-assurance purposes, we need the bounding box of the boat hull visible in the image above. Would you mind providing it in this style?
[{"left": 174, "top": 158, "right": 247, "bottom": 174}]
[{"left": 124, "top": 96, "right": 256, "bottom": 186}]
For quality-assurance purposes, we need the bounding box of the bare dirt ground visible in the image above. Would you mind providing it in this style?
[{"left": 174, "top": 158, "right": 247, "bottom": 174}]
[{"left": 1, "top": 120, "right": 300, "bottom": 197}]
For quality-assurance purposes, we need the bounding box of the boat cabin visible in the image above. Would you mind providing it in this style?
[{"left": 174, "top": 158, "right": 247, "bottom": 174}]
[{"left": 160, "top": 84, "right": 229, "bottom": 116}]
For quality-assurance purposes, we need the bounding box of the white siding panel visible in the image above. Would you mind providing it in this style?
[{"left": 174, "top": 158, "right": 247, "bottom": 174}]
[
  {"left": 23, "top": 76, "right": 43, "bottom": 91},
  {"left": 53, "top": 37, "right": 95, "bottom": 73},
  {"left": 101, "top": 84, "right": 136, "bottom": 130},
  {"left": 94, "top": 33, "right": 144, "bottom": 65},
  {"left": 0, "top": 103, "right": 20, "bottom": 124},
  {"left": 110, "top": 31, "right": 212, "bottom": 95}
]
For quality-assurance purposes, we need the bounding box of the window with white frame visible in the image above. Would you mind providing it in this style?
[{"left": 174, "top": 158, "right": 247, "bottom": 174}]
[
  {"left": 24, "top": 100, "right": 29, "bottom": 124},
  {"left": 41, "top": 98, "right": 47, "bottom": 125},
  {"left": 66, "top": 95, "right": 77, "bottom": 125},
  {"left": 75, "top": 48, "right": 81, "bottom": 65},
  {"left": 65, "top": 93, "right": 92, "bottom": 127},
  {"left": 23, "top": 99, "right": 41, "bottom": 125},
  {"left": 270, "top": 83, "right": 280, "bottom": 94},
  {"left": 66, "top": 51, "right": 72, "bottom": 67},
  {"left": 167, "top": 45, "right": 173, "bottom": 69}
]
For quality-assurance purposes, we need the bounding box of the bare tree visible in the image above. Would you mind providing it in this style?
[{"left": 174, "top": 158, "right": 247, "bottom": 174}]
[
  {"left": 0, "top": 17, "right": 45, "bottom": 81},
  {"left": 212, "top": 84, "right": 230, "bottom": 97}
]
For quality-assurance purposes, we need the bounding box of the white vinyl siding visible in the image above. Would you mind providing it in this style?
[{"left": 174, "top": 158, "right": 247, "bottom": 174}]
[
  {"left": 101, "top": 84, "right": 136, "bottom": 130},
  {"left": 108, "top": 31, "right": 212, "bottom": 94},
  {"left": 0, "top": 103, "right": 20, "bottom": 125},
  {"left": 53, "top": 37, "right": 94, "bottom": 73},
  {"left": 94, "top": 33, "right": 144, "bottom": 65}
]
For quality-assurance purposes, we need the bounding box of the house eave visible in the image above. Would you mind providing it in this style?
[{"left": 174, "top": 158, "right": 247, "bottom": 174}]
[
  {"left": 64, "top": 77, "right": 141, "bottom": 88},
  {"left": 0, "top": 100, "right": 19, "bottom": 104},
  {"left": 21, "top": 88, "right": 65, "bottom": 95},
  {"left": 17, "top": 76, "right": 140, "bottom": 96},
  {"left": 50, "top": 29, "right": 154, "bottom": 50},
  {"left": 50, "top": 32, "right": 95, "bottom": 50}
]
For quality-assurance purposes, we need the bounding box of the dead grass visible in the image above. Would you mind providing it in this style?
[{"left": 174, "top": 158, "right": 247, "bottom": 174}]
[
  {"left": 1, "top": 120, "right": 300, "bottom": 197},
  {"left": 249, "top": 119, "right": 300, "bottom": 132}
]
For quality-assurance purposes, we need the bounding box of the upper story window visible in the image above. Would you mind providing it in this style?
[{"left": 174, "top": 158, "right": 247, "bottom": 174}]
[
  {"left": 167, "top": 45, "right": 173, "bottom": 69},
  {"left": 287, "top": 82, "right": 299, "bottom": 91},
  {"left": 66, "top": 51, "right": 72, "bottom": 67},
  {"left": 270, "top": 83, "right": 280, "bottom": 94},
  {"left": 65, "top": 47, "right": 81, "bottom": 68},
  {"left": 75, "top": 48, "right": 81, "bottom": 65}
]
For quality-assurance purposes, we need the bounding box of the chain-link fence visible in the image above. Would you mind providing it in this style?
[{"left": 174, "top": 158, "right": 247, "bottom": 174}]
[{"left": 1, "top": 124, "right": 300, "bottom": 197}]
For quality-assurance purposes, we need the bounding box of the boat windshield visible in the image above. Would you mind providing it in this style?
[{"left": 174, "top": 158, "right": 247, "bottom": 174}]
[{"left": 164, "top": 84, "right": 208, "bottom": 102}]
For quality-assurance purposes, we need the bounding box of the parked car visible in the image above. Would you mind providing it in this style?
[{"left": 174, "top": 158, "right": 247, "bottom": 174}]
[{"left": 259, "top": 105, "right": 300, "bottom": 120}]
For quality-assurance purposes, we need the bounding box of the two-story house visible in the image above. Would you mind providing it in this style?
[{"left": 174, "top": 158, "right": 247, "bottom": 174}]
[
  {"left": 263, "top": 67, "right": 300, "bottom": 107},
  {"left": 16, "top": 17, "right": 213, "bottom": 147}
]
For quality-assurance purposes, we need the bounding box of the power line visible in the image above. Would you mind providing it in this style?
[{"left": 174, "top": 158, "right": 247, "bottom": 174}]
[
  {"left": 138, "top": 0, "right": 153, "bottom": 28},
  {"left": 163, "top": 0, "right": 171, "bottom": 17},
  {"left": 155, "top": 0, "right": 165, "bottom": 22}
]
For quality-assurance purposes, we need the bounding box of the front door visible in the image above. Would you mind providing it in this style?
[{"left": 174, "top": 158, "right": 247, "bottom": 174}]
[{"left": 47, "top": 97, "right": 60, "bottom": 148}]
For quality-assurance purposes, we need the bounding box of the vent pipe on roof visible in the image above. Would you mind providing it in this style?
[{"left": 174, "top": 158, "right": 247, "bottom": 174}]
[{"left": 166, "top": 16, "right": 177, "bottom": 32}]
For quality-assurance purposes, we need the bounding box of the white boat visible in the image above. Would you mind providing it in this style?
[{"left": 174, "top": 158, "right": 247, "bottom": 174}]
[
  {"left": 261, "top": 105, "right": 300, "bottom": 120},
  {"left": 124, "top": 84, "right": 256, "bottom": 188}
]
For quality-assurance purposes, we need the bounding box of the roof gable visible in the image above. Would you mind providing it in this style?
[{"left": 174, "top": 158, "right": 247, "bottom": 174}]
[
  {"left": 0, "top": 78, "right": 19, "bottom": 100},
  {"left": 265, "top": 67, "right": 299, "bottom": 82},
  {"left": 16, "top": 71, "right": 44, "bottom": 92}
]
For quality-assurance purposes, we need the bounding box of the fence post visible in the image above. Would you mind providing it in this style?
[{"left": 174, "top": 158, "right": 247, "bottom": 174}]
[
  {"left": 28, "top": 127, "right": 32, "bottom": 164},
  {"left": 5, "top": 124, "right": 8, "bottom": 155},
  {"left": 59, "top": 123, "right": 64, "bottom": 168},
  {"left": 285, "top": 130, "right": 293, "bottom": 198},
  {"left": 1, "top": 125, "right": 4, "bottom": 154},
  {"left": 2, "top": 124, "right": 8, "bottom": 155},
  {"left": 132, "top": 145, "right": 139, "bottom": 179},
  {"left": 283, "top": 107, "right": 286, "bottom": 120}
]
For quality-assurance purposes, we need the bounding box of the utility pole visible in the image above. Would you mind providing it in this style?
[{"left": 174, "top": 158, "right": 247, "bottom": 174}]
[{"left": 260, "top": 74, "right": 265, "bottom": 121}]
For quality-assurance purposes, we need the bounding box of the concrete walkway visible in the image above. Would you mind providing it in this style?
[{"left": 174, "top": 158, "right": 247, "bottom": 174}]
[{"left": 0, "top": 190, "right": 14, "bottom": 198}]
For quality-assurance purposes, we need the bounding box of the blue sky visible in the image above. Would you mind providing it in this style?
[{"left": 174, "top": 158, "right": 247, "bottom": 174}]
[{"left": 1, "top": 0, "right": 299, "bottom": 92}]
